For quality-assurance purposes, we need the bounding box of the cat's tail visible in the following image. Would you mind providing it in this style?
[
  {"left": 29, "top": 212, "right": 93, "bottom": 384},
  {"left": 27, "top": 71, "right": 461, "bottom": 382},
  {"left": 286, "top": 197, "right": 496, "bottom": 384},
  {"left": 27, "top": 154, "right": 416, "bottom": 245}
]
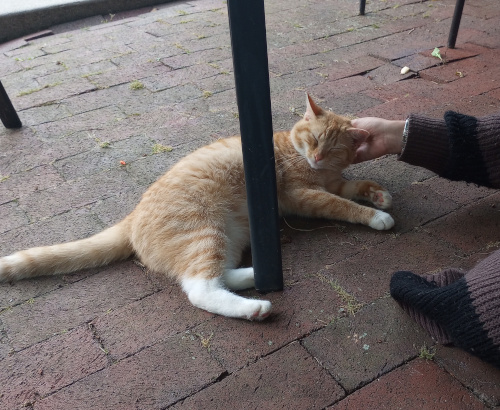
[{"left": 0, "top": 220, "right": 133, "bottom": 282}]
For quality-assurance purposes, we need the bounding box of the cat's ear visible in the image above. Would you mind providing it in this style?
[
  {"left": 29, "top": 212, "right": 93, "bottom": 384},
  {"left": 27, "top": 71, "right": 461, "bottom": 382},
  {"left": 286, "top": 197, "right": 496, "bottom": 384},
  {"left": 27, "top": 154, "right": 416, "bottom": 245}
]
[
  {"left": 304, "top": 93, "right": 323, "bottom": 121},
  {"left": 346, "top": 128, "right": 370, "bottom": 147}
]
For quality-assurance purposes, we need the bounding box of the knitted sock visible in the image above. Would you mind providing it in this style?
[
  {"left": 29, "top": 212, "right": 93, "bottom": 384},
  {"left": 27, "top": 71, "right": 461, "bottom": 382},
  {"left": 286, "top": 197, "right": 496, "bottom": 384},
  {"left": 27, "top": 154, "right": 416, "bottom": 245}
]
[
  {"left": 393, "top": 269, "right": 465, "bottom": 344},
  {"left": 390, "top": 252, "right": 500, "bottom": 368}
]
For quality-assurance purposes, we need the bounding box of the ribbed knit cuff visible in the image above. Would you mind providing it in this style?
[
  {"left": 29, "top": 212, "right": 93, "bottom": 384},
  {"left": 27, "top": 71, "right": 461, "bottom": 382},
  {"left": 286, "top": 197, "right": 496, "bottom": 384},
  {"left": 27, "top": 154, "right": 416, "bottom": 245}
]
[
  {"left": 392, "top": 269, "right": 465, "bottom": 345},
  {"left": 398, "top": 114, "right": 449, "bottom": 176},
  {"left": 475, "top": 114, "right": 500, "bottom": 188},
  {"left": 444, "top": 111, "right": 490, "bottom": 186}
]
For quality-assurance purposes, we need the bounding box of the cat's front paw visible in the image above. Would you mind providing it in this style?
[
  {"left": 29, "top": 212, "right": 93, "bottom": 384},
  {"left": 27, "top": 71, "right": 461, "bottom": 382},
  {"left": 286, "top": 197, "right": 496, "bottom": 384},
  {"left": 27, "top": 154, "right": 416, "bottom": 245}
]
[
  {"left": 369, "top": 210, "right": 394, "bottom": 230},
  {"left": 370, "top": 189, "right": 392, "bottom": 210}
]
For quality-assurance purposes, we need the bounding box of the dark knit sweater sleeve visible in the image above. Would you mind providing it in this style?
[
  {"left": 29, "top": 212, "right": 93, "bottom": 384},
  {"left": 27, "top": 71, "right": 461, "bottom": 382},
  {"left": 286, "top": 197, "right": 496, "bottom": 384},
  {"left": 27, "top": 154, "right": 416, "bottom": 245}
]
[{"left": 399, "top": 112, "right": 500, "bottom": 188}]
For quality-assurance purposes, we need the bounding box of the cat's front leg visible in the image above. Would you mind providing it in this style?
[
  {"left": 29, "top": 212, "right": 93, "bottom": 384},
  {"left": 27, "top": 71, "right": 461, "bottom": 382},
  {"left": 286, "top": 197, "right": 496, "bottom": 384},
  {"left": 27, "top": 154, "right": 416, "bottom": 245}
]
[
  {"left": 335, "top": 180, "right": 392, "bottom": 210},
  {"left": 283, "top": 188, "right": 394, "bottom": 230}
]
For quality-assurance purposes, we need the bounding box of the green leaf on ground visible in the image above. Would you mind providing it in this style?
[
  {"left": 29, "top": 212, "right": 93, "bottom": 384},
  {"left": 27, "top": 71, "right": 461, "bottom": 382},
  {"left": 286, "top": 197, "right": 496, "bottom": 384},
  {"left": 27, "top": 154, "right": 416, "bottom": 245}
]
[{"left": 431, "top": 47, "right": 443, "bottom": 61}]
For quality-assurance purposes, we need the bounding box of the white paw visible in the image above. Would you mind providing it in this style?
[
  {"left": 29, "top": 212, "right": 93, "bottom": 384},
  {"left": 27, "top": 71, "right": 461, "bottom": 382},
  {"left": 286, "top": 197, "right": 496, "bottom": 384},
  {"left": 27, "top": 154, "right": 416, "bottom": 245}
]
[
  {"left": 370, "top": 189, "right": 392, "bottom": 210},
  {"left": 246, "top": 300, "right": 272, "bottom": 321},
  {"left": 369, "top": 210, "right": 394, "bottom": 230}
]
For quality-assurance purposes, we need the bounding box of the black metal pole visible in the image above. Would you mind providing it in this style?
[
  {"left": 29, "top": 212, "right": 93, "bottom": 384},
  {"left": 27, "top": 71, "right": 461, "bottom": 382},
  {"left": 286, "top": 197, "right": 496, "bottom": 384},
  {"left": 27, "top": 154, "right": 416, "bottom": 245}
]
[
  {"left": 226, "top": 0, "right": 283, "bottom": 293},
  {"left": 0, "top": 81, "right": 22, "bottom": 128},
  {"left": 448, "top": 0, "right": 465, "bottom": 49},
  {"left": 359, "top": 0, "right": 366, "bottom": 16}
]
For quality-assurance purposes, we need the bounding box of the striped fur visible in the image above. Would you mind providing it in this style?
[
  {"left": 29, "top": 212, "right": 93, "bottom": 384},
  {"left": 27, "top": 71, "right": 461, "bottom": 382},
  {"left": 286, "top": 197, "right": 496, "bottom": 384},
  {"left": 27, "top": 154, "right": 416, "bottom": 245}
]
[{"left": 0, "top": 96, "right": 394, "bottom": 320}]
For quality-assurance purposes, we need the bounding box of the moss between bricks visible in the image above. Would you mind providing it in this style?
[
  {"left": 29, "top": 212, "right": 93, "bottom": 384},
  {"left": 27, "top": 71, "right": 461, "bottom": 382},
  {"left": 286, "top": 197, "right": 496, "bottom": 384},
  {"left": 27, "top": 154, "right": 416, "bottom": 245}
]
[
  {"left": 130, "top": 80, "right": 145, "bottom": 90},
  {"left": 152, "top": 144, "right": 173, "bottom": 154},
  {"left": 316, "top": 273, "right": 364, "bottom": 315},
  {"left": 17, "top": 82, "right": 62, "bottom": 97}
]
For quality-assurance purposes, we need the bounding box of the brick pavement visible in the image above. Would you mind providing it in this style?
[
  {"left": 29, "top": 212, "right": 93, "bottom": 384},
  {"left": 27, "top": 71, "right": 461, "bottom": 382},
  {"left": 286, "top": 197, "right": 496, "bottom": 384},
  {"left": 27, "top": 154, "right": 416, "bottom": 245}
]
[{"left": 1, "top": 0, "right": 500, "bottom": 408}]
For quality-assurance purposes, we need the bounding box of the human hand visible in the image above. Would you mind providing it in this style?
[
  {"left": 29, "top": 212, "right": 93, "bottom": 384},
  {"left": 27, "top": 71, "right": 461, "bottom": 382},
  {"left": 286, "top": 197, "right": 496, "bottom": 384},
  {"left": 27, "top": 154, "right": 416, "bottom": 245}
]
[{"left": 351, "top": 117, "right": 406, "bottom": 163}]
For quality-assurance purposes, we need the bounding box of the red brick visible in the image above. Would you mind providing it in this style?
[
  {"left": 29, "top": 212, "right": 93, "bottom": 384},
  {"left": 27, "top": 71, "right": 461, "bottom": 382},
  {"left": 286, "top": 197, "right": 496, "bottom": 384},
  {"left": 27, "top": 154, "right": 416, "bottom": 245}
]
[
  {"left": 0, "top": 325, "right": 107, "bottom": 409},
  {"left": 435, "top": 345, "right": 500, "bottom": 406},
  {"left": 308, "top": 75, "right": 376, "bottom": 101},
  {"left": 18, "top": 167, "right": 138, "bottom": 221},
  {"left": 362, "top": 77, "right": 449, "bottom": 105},
  {"left": 280, "top": 215, "right": 390, "bottom": 277},
  {"left": 393, "top": 43, "right": 489, "bottom": 73},
  {"left": 2, "top": 262, "right": 155, "bottom": 350},
  {"left": 0, "top": 201, "right": 28, "bottom": 234},
  {"left": 487, "top": 88, "right": 500, "bottom": 101},
  {"left": 88, "top": 61, "right": 171, "bottom": 89},
  {"left": 426, "top": 192, "right": 500, "bottom": 254},
  {"left": 32, "top": 105, "right": 125, "bottom": 141},
  {"left": 323, "top": 93, "right": 384, "bottom": 117},
  {"left": 321, "top": 55, "right": 385, "bottom": 82},
  {"left": 422, "top": 176, "right": 495, "bottom": 206},
  {"left": 89, "top": 185, "right": 144, "bottom": 226},
  {"left": 161, "top": 46, "right": 232, "bottom": 69},
  {"left": 390, "top": 183, "right": 460, "bottom": 233},
  {"left": 92, "top": 285, "right": 213, "bottom": 361},
  {"left": 16, "top": 78, "right": 97, "bottom": 112},
  {"left": 323, "top": 230, "right": 460, "bottom": 304},
  {"left": 0, "top": 207, "right": 104, "bottom": 256},
  {"left": 356, "top": 96, "right": 439, "bottom": 120},
  {"left": 462, "top": 0, "right": 500, "bottom": 20},
  {"left": 425, "top": 94, "right": 500, "bottom": 118},
  {"left": 189, "top": 276, "right": 344, "bottom": 372},
  {"left": 345, "top": 155, "right": 436, "bottom": 195},
  {"left": 171, "top": 342, "right": 345, "bottom": 409},
  {"left": 35, "top": 333, "right": 225, "bottom": 409},
  {"left": 141, "top": 64, "right": 221, "bottom": 92},
  {"left": 329, "top": 359, "right": 486, "bottom": 409},
  {"left": 52, "top": 134, "right": 156, "bottom": 180},
  {"left": 0, "top": 164, "right": 65, "bottom": 204},
  {"left": 393, "top": 53, "right": 441, "bottom": 72},
  {"left": 420, "top": 54, "right": 500, "bottom": 86},
  {"left": 303, "top": 298, "right": 434, "bottom": 393},
  {"left": 0, "top": 1, "right": 498, "bottom": 409},
  {"left": 362, "top": 63, "right": 414, "bottom": 85}
]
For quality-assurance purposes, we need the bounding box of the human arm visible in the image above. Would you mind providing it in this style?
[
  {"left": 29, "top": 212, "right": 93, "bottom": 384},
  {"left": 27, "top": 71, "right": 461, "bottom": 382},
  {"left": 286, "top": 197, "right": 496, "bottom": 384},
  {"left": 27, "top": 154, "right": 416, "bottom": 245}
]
[{"left": 352, "top": 112, "right": 500, "bottom": 189}]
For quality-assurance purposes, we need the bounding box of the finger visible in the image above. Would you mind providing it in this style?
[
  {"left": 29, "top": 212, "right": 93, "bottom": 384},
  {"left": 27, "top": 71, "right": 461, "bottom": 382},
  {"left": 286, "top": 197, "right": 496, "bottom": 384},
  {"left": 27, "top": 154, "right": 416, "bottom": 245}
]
[{"left": 353, "top": 146, "right": 368, "bottom": 163}]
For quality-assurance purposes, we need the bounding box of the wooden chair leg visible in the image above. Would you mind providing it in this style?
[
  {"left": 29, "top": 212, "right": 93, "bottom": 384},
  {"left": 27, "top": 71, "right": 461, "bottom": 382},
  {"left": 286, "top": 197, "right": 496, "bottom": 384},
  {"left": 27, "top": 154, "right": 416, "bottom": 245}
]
[
  {"left": 448, "top": 0, "right": 466, "bottom": 49},
  {"left": 0, "top": 81, "right": 22, "bottom": 128}
]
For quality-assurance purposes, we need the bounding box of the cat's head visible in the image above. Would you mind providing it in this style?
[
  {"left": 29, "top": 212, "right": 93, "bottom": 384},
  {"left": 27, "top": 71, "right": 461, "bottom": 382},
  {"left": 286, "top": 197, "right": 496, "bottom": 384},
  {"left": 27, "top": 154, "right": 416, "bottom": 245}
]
[{"left": 291, "top": 94, "right": 369, "bottom": 170}]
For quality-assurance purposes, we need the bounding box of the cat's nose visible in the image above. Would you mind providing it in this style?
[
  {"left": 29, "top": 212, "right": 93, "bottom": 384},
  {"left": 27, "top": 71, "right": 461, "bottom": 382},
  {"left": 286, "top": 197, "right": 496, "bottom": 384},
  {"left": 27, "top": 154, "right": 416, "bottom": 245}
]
[{"left": 314, "top": 153, "right": 323, "bottom": 162}]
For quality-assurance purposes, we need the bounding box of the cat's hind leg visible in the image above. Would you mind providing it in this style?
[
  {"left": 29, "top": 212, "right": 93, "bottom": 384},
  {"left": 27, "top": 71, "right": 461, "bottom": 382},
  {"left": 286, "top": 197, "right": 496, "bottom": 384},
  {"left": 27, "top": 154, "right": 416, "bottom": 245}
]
[
  {"left": 181, "top": 276, "right": 271, "bottom": 320},
  {"left": 223, "top": 267, "right": 255, "bottom": 290}
]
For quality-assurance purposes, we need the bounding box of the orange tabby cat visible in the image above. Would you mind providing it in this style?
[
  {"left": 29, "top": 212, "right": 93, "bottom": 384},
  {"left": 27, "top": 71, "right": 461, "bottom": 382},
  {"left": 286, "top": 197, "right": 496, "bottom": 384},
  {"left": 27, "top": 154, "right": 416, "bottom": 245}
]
[{"left": 0, "top": 95, "right": 393, "bottom": 320}]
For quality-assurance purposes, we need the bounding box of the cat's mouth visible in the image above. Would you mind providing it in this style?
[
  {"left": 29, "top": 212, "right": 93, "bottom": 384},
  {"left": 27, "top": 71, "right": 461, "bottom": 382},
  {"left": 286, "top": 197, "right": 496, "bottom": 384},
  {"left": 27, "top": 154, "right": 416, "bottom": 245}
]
[{"left": 307, "top": 157, "right": 323, "bottom": 170}]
